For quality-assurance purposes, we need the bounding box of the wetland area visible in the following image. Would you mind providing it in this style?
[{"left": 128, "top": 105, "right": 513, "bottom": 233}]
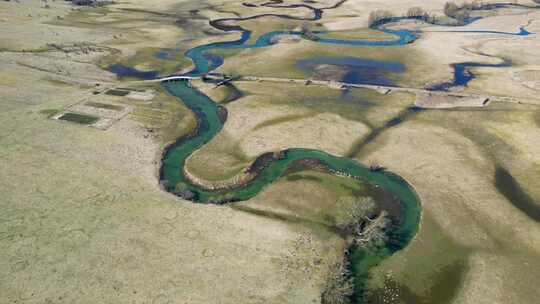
[{"left": 1, "top": 0, "right": 540, "bottom": 303}]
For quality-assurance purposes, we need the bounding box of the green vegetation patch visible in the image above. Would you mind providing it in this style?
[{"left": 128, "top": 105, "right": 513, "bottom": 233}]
[
  {"left": 365, "top": 213, "right": 471, "bottom": 304},
  {"left": 126, "top": 86, "right": 198, "bottom": 145},
  {"left": 364, "top": 260, "right": 468, "bottom": 304},
  {"left": 85, "top": 102, "right": 124, "bottom": 111},
  {"left": 105, "top": 89, "right": 130, "bottom": 96},
  {"left": 39, "top": 109, "right": 61, "bottom": 118},
  {"left": 116, "top": 87, "right": 145, "bottom": 92},
  {"left": 278, "top": 170, "right": 370, "bottom": 225},
  {"left": 58, "top": 112, "right": 100, "bottom": 125}
]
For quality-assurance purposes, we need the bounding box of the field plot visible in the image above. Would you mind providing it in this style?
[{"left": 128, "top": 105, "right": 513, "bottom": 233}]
[{"left": 52, "top": 96, "right": 132, "bottom": 130}]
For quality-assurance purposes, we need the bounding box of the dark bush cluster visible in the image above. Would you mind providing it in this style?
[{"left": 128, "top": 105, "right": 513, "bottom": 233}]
[
  {"left": 444, "top": 1, "right": 470, "bottom": 24},
  {"left": 68, "top": 0, "right": 114, "bottom": 7},
  {"left": 367, "top": 10, "right": 394, "bottom": 28}
]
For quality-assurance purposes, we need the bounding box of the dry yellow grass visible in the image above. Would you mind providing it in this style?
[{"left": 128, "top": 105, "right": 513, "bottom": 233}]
[{"left": 2, "top": 0, "right": 540, "bottom": 303}]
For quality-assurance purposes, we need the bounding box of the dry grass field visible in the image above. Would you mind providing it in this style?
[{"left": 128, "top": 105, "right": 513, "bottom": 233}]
[{"left": 1, "top": 0, "right": 539, "bottom": 303}]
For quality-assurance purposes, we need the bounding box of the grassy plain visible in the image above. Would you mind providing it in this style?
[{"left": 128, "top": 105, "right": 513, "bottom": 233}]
[{"left": 1, "top": 0, "right": 540, "bottom": 304}]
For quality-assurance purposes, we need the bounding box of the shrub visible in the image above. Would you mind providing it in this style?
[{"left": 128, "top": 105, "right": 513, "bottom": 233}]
[
  {"left": 367, "top": 10, "right": 394, "bottom": 28},
  {"left": 70, "top": 0, "right": 114, "bottom": 7},
  {"left": 334, "top": 196, "right": 376, "bottom": 231},
  {"left": 321, "top": 260, "right": 354, "bottom": 304},
  {"left": 407, "top": 7, "right": 426, "bottom": 18},
  {"left": 354, "top": 212, "right": 391, "bottom": 249},
  {"left": 453, "top": 10, "right": 470, "bottom": 25},
  {"left": 443, "top": 1, "right": 472, "bottom": 25},
  {"left": 463, "top": 0, "right": 484, "bottom": 10},
  {"left": 173, "top": 182, "right": 196, "bottom": 200}
]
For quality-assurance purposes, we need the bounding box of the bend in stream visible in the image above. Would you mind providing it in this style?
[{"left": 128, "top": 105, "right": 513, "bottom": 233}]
[
  {"left": 158, "top": 3, "right": 424, "bottom": 300},
  {"left": 148, "top": 1, "right": 536, "bottom": 302},
  {"left": 160, "top": 79, "right": 421, "bottom": 303},
  {"left": 427, "top": 57, "right": 512, "bottom": 91}
]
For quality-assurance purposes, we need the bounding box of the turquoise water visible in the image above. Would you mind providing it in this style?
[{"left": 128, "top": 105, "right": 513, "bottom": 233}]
[
  {"left": 181, "top": 14, "right": 532, "bottom": 78},
  {"left": 159, "top": 20, "right": 424, "bottom": 302},
  {"left": 157, "top": 7, "right": 532, "bottom": 303},
  {"left": 182, "top": 28, "right": 418, "bottom": 77},
  {"left": 160, "top": 79, "right": 421, "bottom": 302}
]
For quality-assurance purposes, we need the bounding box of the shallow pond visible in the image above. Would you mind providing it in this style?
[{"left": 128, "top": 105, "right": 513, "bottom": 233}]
[{"left": 296, "top": 56, "right": 405, "bottom": 86}]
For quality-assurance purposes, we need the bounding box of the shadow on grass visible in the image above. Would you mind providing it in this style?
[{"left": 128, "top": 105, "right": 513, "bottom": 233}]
[{"left": 495, "top": 166, "right": 540, "bottom": 222}]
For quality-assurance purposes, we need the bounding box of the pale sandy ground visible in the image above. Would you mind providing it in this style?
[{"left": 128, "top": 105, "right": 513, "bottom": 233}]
[
  {"left": 2, "top": 0, "right": 540, "bottom": 303},
  {"left": 415, "top": 94, "right": 489, "bottom": 108}
]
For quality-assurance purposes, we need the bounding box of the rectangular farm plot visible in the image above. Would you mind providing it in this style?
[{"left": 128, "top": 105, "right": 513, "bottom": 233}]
[
  {"left": 57, "top": 112, "right": 100, "bottom": 125},
  {"left": 53, "top": 96, "right": 133, "bottom": 130},
  {"left": 105, "top": 89, "right": 130, "bottom": 96},
  {"left": 85, "top": 101, "right": 124, "bottom": 111}
]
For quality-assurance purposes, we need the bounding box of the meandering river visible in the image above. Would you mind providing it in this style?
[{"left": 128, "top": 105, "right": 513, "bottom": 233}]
[{"left": 160, "top": 5, "right": 423, "bottom": 302}]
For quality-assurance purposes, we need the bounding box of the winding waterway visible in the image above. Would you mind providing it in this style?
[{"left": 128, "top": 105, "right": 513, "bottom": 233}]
[
  {"left": 149, "top": 1, "right": 535, "bottom": 302},
  {"left": 160, "top": 78, "right": 422, "bottom": 303},
  {"left": 159, "top": 5, "right": 423, "bottom": 302}
]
